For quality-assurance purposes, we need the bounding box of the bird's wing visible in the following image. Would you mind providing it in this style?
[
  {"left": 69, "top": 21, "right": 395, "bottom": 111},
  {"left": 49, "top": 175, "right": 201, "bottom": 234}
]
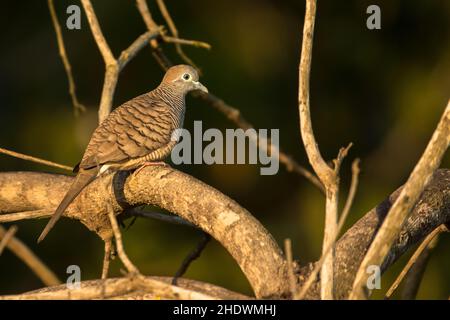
[{"left": 80, "top": 95, "right": 176, "bottom": 170}]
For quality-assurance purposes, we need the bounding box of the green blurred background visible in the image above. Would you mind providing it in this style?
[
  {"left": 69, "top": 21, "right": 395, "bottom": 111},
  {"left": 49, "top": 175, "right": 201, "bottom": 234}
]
[{"left": 0, "top": 0, "right": 449, "bottom": 299}]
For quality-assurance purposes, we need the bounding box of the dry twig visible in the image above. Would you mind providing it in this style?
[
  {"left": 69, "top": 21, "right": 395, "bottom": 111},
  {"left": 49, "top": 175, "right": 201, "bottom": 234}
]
[
  {"left": 401, "top": 235, "right": 440, "bottom": 299},
  {"left": 385, "top": 224, "right": 448, "bottom": 299},
  {"left": 0, "top": 147, "right": 72, "bottom": 171},
  {"left": 0, "top": 225, "right": 61, "bottom": 286},
  {"left": 155, "top": 0, "right": 200, "bottom": 70},
  {"left": 0, "top": 225, "right": 18, "bottom": 255},
  {"left": 101, "top": 238, "right": 113, "bottom": 279},
  {"left": 80, "top": 0, "right": 160, "bottom": 123},
  {"left": 172, "top": 232, "right": 211, "bottom": 285},
  {"left": 47, "top": 0, "right": 86, "bottom": 115},
  {"left": 284, "top": 238, "right": 297, "bottom": 298},
  {"left": 107, "top": 203, "right": 140, "bottom": 275},
  {"left": 296, "top": 159, "right": 360, "bottom": 299},
  {"left": 298, "top": 0, "right": 352, "bottom": 299},
  {"left": 0, "top": 276, "right": 221, "bottom": 300},
  {"left": 0, "top": 209, "right": 52, "bottom": 223}
]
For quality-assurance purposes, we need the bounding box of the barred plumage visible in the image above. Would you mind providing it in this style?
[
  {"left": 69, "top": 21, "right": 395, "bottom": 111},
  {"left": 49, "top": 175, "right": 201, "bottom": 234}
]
[{"left": 38, "top": 65, "right": 208, "bottom": 242}]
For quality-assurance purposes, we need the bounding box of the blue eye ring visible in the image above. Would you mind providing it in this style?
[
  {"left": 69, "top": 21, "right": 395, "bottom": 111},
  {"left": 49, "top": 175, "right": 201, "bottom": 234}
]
[{"left": 182, "top": 73, "right": 191, "bottom": 81}]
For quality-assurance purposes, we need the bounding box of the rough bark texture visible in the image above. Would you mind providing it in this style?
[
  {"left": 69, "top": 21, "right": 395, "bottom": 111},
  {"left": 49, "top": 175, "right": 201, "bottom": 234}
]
[
  {"left": 299, "top": 169, "right": 450, "bottom": 299},
  {"left": 0, "top": 167, "right": 289, "bottom": 299},
  {"left": 0, "top": 169, "right": 449, "bottom": 299},
  {"left": 0, "top": 276, "right": 250, "bottom": 300}
]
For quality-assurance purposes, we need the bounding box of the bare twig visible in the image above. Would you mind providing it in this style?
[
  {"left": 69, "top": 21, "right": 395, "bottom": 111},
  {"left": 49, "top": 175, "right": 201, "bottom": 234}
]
[
  {"left": 0, "top": 147, "right": 72, "bottom": 171},
  {"left": 101, "top": 238, "right": 113, "bottom": 279},
  {"left": 0, "top": 225, "right": 61, "bottom": 286},
  {"left": 135, "top": 0, "right": 210, "bottom": 51},
  {"left": 47, "top": 0, "right": 86, "bottom": 115},
  {"left": 284, "top": 238, "right": 297, "bottom": 298},
  {"left": 340, "top": 159, "right": 360, "bottom": 225},
  {"left": 117, "top": 29, "right": 164, "bottom": 70},
  {"left": 298, "top": 0, "right": 333, "bottom": 185},
  {"left": 136, "top": 0, "right": 160, "bottom": 30},
  {"left": 401, "top": 236, "right": 440, "bottom": 300},
  {"left": 172, "top": 232, "right": 211, "bottom": 285},
  {"left": 162, "top": 36, "right": 211, "bottom": 50},
  {"left": 80, "top": 0, "right": 159, "bottom": 123},
  {"left": 298, "top": 0, "right": 350, "bottom": 299},
  {"left": 0, "top": 209, "right": 52, "bottom": 223},
  {"left": 350, "top": 100, "right": 450, "bottom": 299},
  {"left": 296, "top": 159, "right": 360, "bottom": 299},
  {"left": 107, "top": 203, "right": 140, "bottom": 275},
  {"left": 155, "top": 0, "right": 199, "bottom": 69},
  {"left": 0, "top": 225, "right": 18, "bottom": 255},
  {"left": 0, "top": 276, "right": 222, "bottom": 300},
  {"left": 385, "top": 224, "right": 448, "bottom": 299},
  {"left": 80, "top": 0, "right": 115, "bottom": 63}
]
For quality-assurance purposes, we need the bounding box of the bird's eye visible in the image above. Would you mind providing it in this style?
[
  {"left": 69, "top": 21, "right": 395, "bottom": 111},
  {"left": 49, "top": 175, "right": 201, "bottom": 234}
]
[{"left": 182, "top": 73, "right": 191, "bottom": 81}]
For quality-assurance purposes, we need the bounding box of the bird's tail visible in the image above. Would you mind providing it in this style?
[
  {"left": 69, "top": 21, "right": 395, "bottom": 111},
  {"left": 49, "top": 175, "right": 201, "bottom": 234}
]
[{"left": 37, "top": 168, "right": 98, "bottom": 243}]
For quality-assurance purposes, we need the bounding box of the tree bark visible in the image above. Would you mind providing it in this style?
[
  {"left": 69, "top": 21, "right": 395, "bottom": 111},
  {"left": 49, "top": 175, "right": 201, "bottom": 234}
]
[
  {"left": 0, "top": 168, "right": 448, "bottom": 299},
  {"left": 298, "top": 169, "right": 450, "bottom": 299}
]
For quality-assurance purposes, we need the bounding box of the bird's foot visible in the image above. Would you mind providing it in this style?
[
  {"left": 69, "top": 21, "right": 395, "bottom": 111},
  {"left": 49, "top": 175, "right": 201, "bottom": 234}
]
[{"left": 133, "top": 161, "right": 170, "bottom": 177}]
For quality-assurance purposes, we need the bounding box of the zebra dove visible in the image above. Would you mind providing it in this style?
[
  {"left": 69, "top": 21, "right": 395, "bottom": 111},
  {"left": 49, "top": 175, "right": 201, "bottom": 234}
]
[{"left": 38, "top": 65, "right": 208, "bottom": 242}]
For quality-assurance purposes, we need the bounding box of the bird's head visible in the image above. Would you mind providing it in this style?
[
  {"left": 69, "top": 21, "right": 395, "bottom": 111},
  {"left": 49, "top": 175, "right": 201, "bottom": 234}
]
[{"left": 161, "top": 65, "right": 208, "bottom": 94}]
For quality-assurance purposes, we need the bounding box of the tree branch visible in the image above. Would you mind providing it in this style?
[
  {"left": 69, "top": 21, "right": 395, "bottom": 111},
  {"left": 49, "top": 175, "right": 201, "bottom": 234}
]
[
  {"left": 172, "top": 232, "right": 211, "bottom": 285},
  {"left": 0, "top": 169, "right": 448, "bottom": 299},
  {"left": 350, "top": 100, "right": 450, "bottom": 299},
  {"left": 298, "top": 169, "right": 450, "bottom": 299},
  {"left": 385, "top": 224, "right": 447, "bottom": 299},
  {"left": 0, "top": 276, "right": 247, "bottom": 300},
  {"left": 0, "top": 225, "right": 61, "bottom": 286},
  {"left": 80, "top": 0, "right": 115, "bottom": 64},
  {"left": 80, "top": 0, "right": 160, "bottom": 123},
  {"left": 0, "top": 168, "right": 289, "bottom": 298},
  {"left": 0, "top": 147, "right": 72, "bottom": 171},
  {"left": 107, "top": 203, "right": 140, "bottom": 275},
  {"left": 296, "top": 159, "right": 360, "bottom": 299},
  {"left": 47, "top": 0, "right": 86, "bottom": 115},
  {"left": 298, "top": 0, "right": 352, "bottom": 299},
  {"left": 0, "top": 225, "right": 18, "bottom": 255}
]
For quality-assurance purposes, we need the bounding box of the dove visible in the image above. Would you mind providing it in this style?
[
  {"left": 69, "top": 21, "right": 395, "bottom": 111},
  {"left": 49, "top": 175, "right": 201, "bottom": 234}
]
[{"left": 38, "top": 65, "right": 208, "bottom": 242}]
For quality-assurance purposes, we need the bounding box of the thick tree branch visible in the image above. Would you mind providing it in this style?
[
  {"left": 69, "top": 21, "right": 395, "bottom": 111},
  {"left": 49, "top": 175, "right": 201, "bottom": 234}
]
[
  {"left": 0, "top": 276, "right": 250, "bottom": 300},
  {"left": 0, "top": 168, "right": 289, "bottom": 299},
  {"left": 0, "top": 169, "right": 448, "bottom": 299},
  {"left": 298, "top": 169, "right": 450, "bottom": 299}
]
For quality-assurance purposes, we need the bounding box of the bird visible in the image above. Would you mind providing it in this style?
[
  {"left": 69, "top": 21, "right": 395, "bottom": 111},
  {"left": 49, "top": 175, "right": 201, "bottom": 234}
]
[{"left": 37, "top": 64, "right": 208, "bottom": 243}]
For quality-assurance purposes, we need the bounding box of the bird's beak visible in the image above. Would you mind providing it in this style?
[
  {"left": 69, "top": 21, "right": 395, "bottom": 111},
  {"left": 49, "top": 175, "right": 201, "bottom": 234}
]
[{"left": 193, "top": 81, "right": 208, "bottom": 94}]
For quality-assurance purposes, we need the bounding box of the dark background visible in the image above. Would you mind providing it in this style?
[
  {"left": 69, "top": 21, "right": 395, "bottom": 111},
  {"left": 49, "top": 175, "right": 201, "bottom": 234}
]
[{"left": 0, "top": 0, "right": 449, "bottom": 299}]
